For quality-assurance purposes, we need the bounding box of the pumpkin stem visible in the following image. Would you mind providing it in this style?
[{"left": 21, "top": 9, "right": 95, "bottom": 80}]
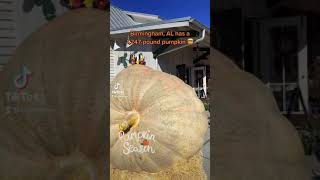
[{"left": 119, "top": 111, "right": 140, "bottom": 133}]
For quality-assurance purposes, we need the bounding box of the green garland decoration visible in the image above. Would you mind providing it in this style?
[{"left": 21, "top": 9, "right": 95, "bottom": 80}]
[{"left": 23, "top": 0, "right": 56, "bottom": 21}]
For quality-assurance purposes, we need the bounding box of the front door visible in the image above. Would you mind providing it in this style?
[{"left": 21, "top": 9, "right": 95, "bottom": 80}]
[
  {"left": 252, "top": 16, "right": 308, "bottom": 113},
  {"left": 191, "top": 66, "right": 207, "bottom": 98}
]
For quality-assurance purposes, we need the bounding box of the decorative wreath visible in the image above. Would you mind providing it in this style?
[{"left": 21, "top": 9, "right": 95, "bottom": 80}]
[{"left": 23, "top": 0, "right": 57, "bottom": 21}]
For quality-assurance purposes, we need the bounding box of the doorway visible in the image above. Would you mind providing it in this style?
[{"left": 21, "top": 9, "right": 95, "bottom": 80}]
[
  {"left": 250, "top": 16, "right": 308, "bottom": 113},
  {"left": 191, "top": 66, "right": 207, "bottom": 98}
]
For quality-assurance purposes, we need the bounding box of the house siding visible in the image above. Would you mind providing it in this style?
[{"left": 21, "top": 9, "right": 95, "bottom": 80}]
[
  {"left": 0, "top": 0, "right": 67, "bottom": 71},
  {"left": 110, "top": 46, "right": 210, "bottom": 79},
  {"left": 0, "top": 0, "right": 17, "bottom": 70},
  {"left": 158, "top": 47, "right": 209, "bottom": 74},
  {"left": 111, "top": 49, "right": 160, "bottom": 78},
  {"left": 15, "top": 0, "right": 67, "bottom": 44},
  {"left": 110, "top": 47, "right": 116, "bottom": 80}
]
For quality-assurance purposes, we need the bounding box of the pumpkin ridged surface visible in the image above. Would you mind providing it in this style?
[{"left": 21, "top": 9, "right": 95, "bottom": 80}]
[
  {"left": 110, "top": 65, "right": 208, "bottom": 173},
  {"left": 211, "top": 48, "right": 309, "bottom": 180}
]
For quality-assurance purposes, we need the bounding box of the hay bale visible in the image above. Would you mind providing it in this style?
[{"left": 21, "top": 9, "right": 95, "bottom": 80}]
[
  {"left": 111, "top": 152, "right": 207, "bottom": 180},
  {"left": 210, "top": 48, "right": 310, "bottom": 180}
]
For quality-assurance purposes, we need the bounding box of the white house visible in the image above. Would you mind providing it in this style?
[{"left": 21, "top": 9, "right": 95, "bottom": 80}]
[
  {"left": 0, "top": 0, "right": 68, "bottom": 71},
  {"left": 110, "top": 6, "right": 211, "bottom": 98},
  {"left": 0, "top": 3, "right": 211, "bottom": 99}
]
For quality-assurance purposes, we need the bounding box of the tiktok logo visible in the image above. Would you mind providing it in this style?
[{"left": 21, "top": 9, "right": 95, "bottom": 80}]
[
  {"left": 111, "top": 81, "right": 126, "bottom": 98},
  {"left": 114, "top": 82, "right": 120, "bottom": 90},
  {"left": 14, "top": 66, "right": 32, "bottom": 90}
]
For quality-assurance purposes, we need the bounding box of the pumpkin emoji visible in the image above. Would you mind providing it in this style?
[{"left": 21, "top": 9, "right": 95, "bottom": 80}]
[
  {"left": 187, "top": 38, "right": 194, "bottom": 45},
  {"left": 142, "top": 139, "right": 150, "bottom": 146},
  {"left": 110, "top": 65, "right": 208, "bottom": 173}
]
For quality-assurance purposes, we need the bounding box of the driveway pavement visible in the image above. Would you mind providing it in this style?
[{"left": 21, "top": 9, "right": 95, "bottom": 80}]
[{"left": 202, "top": 126, "right": 210, "bottom": 178}]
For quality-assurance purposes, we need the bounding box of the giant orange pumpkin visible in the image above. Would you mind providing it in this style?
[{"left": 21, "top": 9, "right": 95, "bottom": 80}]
[{"left": 110, "top": 65, "right": 208, "bottom": 173}]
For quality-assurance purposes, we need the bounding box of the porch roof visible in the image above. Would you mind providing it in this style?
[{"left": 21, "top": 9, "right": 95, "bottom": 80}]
[
  {"left": 110, "top": 6, "right": 137, "bottom": 31},
  {"left": 111, "top": 16, "right": 209, "bottom": 35}
]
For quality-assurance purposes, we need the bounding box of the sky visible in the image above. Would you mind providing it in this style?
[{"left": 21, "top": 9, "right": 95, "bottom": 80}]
[{"left": 111, "top": 0, "right": 210, "bottom": 27}]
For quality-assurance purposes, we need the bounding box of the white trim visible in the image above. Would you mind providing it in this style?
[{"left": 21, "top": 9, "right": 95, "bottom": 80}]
[
  {"left": 298, "top": 16, "right": 309, "bottom": 112},
  {"left": 258, "top": 16, "right": 308, "bottom": 113},
  {"left": 189, "top": 19, "right": 210, "bottom": 33},
  {"left": 281, "top": 111, "right": 305, "bottom": 115},
  {"left": 191, "top": 66, "right": 207, "bottom": 98},
  {"left": 124, "top": 11, "right": 161, "bottom": 20},
  {"left": 156, "top": 29, "right": 207, "bottom": 58}
]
